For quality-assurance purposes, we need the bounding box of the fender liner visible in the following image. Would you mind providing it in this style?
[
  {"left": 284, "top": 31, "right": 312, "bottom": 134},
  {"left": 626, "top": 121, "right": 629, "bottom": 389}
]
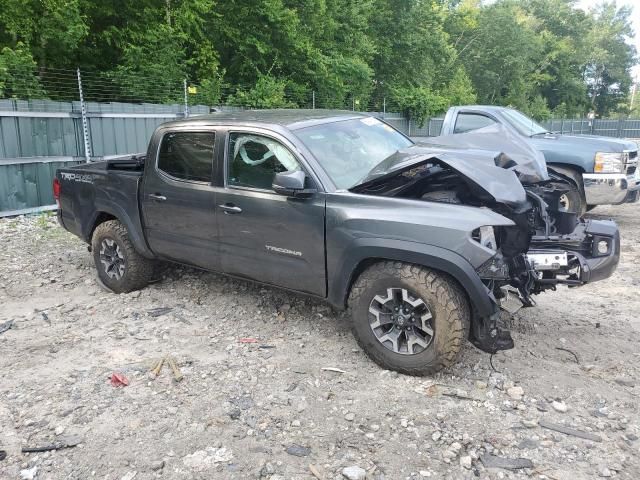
[
  {"left": 327, "top": 237, "right": 498, "bottom": 318},
  {"left": 82, "top": 199, "right": 155, "bottom": 259}
]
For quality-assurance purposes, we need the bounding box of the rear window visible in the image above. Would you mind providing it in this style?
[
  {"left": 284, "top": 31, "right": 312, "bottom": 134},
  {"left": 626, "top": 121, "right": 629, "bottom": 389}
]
[
  {"left": 157, "top": 132, "right": 215, "bottom": 182},
  {"left": 453, "top": 113, "right": 496, "bottom": 134}
]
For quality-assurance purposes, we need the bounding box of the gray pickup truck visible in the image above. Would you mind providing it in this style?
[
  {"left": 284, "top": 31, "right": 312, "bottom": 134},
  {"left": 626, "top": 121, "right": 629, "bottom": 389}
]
[
  {"left": 55, "top": 110, "right": 619, "bottom": 375},
  {"left": 438, "top": 106, "right": 640, "bottom": 215}
]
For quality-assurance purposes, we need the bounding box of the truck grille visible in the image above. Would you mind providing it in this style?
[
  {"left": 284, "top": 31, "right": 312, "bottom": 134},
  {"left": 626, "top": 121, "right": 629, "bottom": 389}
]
[{"left": 625, "top": 150, "right": 638, "bottom": 175}]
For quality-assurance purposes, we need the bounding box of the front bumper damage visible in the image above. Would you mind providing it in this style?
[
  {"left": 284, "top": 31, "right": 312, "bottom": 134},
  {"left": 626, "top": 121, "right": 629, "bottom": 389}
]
[{"left": 471, "top": 218, "right": 620, "bottom": 354}]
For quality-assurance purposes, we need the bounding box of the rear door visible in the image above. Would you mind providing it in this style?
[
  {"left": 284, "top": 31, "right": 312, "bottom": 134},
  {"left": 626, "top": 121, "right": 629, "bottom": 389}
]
[
  {"left": 214, "top": 128, "right": 326, "bottom": 296},
  {"left": 141, "top": 128, "right": 220, "bottom": 270}
]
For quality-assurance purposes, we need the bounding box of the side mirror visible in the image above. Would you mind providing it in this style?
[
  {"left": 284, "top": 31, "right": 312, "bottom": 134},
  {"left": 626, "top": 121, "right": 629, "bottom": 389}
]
[{"left": 272, "top": 170, "right": 316, "bottom": 197}]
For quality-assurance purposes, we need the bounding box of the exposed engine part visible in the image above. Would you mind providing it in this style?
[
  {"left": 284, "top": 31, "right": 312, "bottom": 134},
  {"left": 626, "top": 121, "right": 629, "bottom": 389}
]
[{"left": 420, "top": 190, "right": 461, "bottom": 204}]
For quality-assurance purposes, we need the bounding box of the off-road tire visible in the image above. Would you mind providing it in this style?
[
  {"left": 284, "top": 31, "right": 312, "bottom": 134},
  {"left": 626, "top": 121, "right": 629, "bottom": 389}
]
[
  {"left": 348, "top": 261, "right": 470, "bottom": 375},
  {"left": 91, "top": 220, "right": 155, "bottom": 293}
]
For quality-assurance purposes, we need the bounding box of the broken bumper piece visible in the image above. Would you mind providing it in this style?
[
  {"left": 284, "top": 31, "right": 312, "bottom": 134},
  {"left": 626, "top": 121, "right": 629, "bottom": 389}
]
[{"left": 529, "top": 219, "right": 620, "bottom": 286}]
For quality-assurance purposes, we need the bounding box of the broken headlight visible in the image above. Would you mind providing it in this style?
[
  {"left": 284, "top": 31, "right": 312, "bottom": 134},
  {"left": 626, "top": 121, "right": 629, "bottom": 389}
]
[{"left": 472, "top": 226, "right": 498, "bottom": 251}]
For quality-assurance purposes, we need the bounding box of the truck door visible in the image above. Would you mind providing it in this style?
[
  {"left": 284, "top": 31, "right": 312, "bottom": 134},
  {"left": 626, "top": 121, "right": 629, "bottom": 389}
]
[
  {"left": 141, "top": 129, "right": 220, "bottom": 270},
  {"left": 214, "top": 130, "right": 326, "bottom": 296}
]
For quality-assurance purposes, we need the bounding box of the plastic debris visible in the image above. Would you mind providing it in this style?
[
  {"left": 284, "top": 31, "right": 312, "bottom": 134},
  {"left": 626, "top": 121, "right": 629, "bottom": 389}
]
[{"left": 110, "top": 372, "right": 129, "bottom": 387}]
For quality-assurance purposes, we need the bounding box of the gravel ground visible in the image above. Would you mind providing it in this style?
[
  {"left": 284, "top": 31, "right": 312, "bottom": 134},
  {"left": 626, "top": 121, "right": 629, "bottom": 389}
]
[{"left": 0, "top": 205, "right": 639, "bottom": 480}]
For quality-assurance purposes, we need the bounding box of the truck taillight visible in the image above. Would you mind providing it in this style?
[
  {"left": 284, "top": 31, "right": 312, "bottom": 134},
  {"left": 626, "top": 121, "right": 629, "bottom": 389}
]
[{"left": 53, "top": 177, "right": 61, "bottom": 206}]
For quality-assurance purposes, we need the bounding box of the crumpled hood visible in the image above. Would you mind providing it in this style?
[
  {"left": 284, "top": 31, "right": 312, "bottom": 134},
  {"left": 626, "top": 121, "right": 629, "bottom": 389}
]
[
  {"left": 417, "top": 123, "right": 550, "bottom": 184},
  {"left": 354, "top": 144, "right": 529, "bottom": 208}
]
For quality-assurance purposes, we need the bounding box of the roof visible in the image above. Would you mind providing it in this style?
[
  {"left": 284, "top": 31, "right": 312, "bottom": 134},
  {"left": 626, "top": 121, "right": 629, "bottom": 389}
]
[
  {"left": 454, "top": 105, "right": 511, "bottom": 112},
  {"left": 175, "top": 108, "right": 369, "bottom": 130}
]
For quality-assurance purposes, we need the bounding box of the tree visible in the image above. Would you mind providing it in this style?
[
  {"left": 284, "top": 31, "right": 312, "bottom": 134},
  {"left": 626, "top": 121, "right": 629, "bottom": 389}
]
[{"left": 582, "top": 2, "right": 636, "bottom": 116}]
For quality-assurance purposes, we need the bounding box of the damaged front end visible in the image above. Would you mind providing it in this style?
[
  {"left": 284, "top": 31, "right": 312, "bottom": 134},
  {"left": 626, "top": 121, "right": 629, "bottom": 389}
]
[{"left": 352, "top": 139, "right": 620, "bottom": 354}]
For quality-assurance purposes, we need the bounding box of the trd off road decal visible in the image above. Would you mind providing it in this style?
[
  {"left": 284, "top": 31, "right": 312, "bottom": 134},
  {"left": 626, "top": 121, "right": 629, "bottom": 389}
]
[{"left": 60, "top": 172, "right": 94, "bottom": 184}]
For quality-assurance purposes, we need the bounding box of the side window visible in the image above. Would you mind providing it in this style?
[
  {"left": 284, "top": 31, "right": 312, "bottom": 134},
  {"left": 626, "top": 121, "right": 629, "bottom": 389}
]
[
  {"left": 453, "top": 113, "right": 496, "bottom": 134},
  {"left": 227, "top": 133, "right": 301, "bottom": 190},
  {"left": 157, "top": 132, "right": 215, "bottom": 182}
]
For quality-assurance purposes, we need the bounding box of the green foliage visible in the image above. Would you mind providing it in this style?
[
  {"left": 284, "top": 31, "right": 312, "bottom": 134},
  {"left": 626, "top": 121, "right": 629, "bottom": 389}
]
[
  {"left": 0, "top": 0, "right": 636, "bottom": 117},
  {"left": 391, "top": 86, "right": 449, "bottom": 127},
  {"left": 0, "top": 43, "right": 43, "bottom": 98},
  {"left": 228, "top": 75, "right": 294, "bottom": 108}
]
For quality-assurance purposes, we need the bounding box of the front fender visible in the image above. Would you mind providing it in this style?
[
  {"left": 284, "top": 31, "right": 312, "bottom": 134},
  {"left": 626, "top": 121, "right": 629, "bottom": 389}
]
[{"left": 327, "top": 237, "right": 498, "bottom": 318}]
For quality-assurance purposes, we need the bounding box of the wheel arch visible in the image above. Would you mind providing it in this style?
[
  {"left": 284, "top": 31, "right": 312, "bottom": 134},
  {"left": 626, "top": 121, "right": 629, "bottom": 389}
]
[
  {"left": 83, "top": 204, "right": 154, "bottom": 259},
  {"left": 327, "top": 239, "right": 497, "bottom": 319}
]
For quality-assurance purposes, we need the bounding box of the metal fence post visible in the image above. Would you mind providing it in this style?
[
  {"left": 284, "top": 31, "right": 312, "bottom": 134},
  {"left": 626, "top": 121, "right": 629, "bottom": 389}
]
[
  {"left": 427, "top": 118, "right": 431, "bottom": 137},
  {"left": 312, "top": 91, "right": 315, "bottom": 109},
  {"left": 76, "top": 68, "right": 91, "bottom": 163},
  {"left": 408, "top": 118, "right": 412, "bottom": 136},
  {"left": 183, "top": 79, "right": 189, "bottom": 118},
  {"left": 383, "top": 97, "right": 386, "bottom": 117}
]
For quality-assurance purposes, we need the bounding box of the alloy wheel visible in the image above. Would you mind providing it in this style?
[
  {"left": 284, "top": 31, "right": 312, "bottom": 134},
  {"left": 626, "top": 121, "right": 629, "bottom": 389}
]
[{"left": 368, "top": 287, "right": 434, "bottom": 355}]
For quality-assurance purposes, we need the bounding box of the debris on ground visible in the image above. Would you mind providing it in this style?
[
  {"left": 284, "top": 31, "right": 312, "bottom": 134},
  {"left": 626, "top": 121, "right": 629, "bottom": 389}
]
[
  {"left": 110, "top": 372, "right": 129, "bottom": 387},
  {"left": 21, "top": 434, "right": 83, "bottom": 453},
  {"left": 321, "top": 367, "right": 346, "bottom": 374},
  {"left": 0, "top": 319, "right": 13, "bottom": 335},
  {"left": 538, "top": 419, "right": 603, "bottom": 442},
  {"left": 480, "top": 454, "right": 534, "bottom": 470},
  {"left": 285, "top": 444, "right": 311, "bottom": 457}
]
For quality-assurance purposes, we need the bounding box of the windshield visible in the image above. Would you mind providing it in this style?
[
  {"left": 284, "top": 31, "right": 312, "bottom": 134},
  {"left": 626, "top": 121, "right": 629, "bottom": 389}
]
[
  {"left": 501, "top": 109, "right": 549, "bottom": 136},
  {"left": 294, "top": 117, "right": 413, "bottom": 189}
]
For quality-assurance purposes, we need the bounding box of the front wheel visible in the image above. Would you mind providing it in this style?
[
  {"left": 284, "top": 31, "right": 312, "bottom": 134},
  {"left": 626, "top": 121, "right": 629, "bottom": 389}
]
[
  {"left": 558, "top": 188, "right": 586, "bottom": 217},
  {"left": 348, "top": 262, "right": 470, "bottom": 375},
  {"left": 91, "top": 220, "right": 156, "bottom": 293}
]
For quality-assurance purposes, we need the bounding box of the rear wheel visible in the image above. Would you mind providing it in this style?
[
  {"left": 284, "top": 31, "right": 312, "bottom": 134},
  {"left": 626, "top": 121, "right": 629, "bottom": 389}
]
[
  {"left": 91, "top": 220, "right": 155, "bottom": 293},
  {"left": 348, "top": 262, "right": 470, "bottom": 375}
]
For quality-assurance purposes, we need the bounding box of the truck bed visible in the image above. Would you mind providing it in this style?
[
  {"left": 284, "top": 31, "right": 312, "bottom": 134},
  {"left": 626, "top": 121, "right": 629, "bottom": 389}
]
[{"left": 56, "top": 155, "right": 148, "bottom": 248}]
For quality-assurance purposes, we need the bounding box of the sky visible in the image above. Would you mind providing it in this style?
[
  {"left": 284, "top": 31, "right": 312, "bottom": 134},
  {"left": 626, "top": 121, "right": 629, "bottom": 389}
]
[{"left": 576, "top": 0, "right": 640, "bottom": 81}]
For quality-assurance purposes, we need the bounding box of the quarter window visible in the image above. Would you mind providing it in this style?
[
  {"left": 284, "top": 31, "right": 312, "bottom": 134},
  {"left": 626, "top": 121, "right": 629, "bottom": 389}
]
[
  {"left": 227, "top": 133, "right": 301, "bottom": 190},
  {"left": 453, "top": 113, "right": 496, "bottom": 134},
  {"left": 157, "top": 132, "right": 215, "bottom": 182}
]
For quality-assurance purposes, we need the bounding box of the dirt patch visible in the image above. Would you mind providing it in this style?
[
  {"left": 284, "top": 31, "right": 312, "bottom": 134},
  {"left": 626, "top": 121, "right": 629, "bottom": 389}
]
[{"left": 0, "top": 206, "right": 638, "bottom": 479}]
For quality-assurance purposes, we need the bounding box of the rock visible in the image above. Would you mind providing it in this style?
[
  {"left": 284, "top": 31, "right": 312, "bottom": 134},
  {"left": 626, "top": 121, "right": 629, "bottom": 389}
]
[
  {"left": 54, "top": 425, "right": 65, "bottom": 436},
  {"left": 285, "top": 444, "right": 311, "bottom": 457},
  {"left": 432, "top": 431, "right": 442, "bottom": 442},
  {"left": 183, "top": 447, "right": 233, "bottom": 471},
  {"left": 522, "top": 419, "right": 538, "bottom": 428},
  {"left": 460, "top": 455, "right": 472, "bottom": 469},
  {"left": 342, "top": 466, "right": 367, "bottom": 480},
  {"left": 150, "top": 460, "right": 165, "bottom": 471},
  {"left": 120, "top": 472, "right": 137, "bottom": 480},
  {"left": 344, "top": 412, "right": 355, "bottom": 421},
  {"left": 598, "top": 466, "right": 612, "bottom": 477},
  {"left": 552, "top": 401, "right": 568, "bottom": 413},
  {"left": 370, "top": 424, "right": 380, "bottom": 432},
  {"left": 20, "top": 466, "right": 38, "bottom": 480},
  {"left": 296, "top": 400, "right": 308, "bottom": 412},
  {"left": 507, "top": 386, "right": 524, "bottom": 400},
  {"left": 419, "top": 471, "right": 431, "bottom": 477}
]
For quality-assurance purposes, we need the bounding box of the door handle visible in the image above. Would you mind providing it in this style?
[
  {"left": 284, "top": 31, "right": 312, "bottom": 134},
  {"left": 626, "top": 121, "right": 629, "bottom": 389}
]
[
  {"left": 149, "top": 193, "right": 167, "bottom": 201},
  {"left": 218, "top": 203, "right": 242, "bottom": 214}
]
